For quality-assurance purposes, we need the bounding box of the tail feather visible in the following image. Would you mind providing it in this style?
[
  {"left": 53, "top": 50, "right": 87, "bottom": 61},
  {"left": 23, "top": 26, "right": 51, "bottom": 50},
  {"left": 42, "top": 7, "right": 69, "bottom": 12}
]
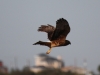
[{"left": 33, "top": 41, "right": 51, "bottom": 48}]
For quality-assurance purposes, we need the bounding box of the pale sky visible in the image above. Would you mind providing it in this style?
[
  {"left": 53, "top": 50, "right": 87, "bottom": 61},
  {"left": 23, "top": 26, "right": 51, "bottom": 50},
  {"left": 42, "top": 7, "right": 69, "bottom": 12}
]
[{"left": 0, "top": 0, "right": 100, "bottom": 73}]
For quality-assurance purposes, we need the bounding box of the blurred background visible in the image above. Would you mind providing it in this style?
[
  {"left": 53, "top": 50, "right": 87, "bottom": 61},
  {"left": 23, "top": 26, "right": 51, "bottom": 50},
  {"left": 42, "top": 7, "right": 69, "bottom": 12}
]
[{"left": 0, "top": 0, "right": 100, "bottom": 75}]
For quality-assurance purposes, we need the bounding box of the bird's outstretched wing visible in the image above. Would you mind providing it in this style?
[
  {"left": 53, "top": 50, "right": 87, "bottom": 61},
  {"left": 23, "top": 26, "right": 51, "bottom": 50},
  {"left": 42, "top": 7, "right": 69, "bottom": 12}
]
[
  {"left": 38, "top": 24, "right": 55, "bottom": 33},
  {"left": 51, "top": 18, "right": 70, "bottom": 41},
  {"left": 38, "top": 24, "right": 55, "bottom": 40}
]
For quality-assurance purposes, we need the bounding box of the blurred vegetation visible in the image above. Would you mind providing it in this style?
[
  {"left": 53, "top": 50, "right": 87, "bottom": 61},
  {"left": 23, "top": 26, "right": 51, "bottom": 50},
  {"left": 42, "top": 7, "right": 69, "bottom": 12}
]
[
  {"left": 36, "top": 69, "right": 79, "bottom": 75},
  {"left": 97, "top": 65, "right": 100, "bottom": 74},
  {"left": 0, "top": 68, "right": 82, "bottom": 75},
  {"left": 2, "top": 64, "right": 100, "bottom": 75}
]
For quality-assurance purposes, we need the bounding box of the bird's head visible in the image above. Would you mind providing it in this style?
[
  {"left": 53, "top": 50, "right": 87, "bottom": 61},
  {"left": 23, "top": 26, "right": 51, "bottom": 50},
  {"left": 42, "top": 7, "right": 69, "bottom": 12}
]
[{"left": 65, "top": 40, "right": 71, "bottom": 45}]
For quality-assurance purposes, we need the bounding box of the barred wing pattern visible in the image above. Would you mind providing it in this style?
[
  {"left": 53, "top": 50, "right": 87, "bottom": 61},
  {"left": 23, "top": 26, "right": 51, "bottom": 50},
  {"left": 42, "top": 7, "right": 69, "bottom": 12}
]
[{"left": 38, "top": 24, "right": 55, "bottom": 40}]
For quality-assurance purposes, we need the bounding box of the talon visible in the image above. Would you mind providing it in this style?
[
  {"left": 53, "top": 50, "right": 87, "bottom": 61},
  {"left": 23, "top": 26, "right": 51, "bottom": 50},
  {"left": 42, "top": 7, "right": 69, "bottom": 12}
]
[
  {"left": 46, "top": 48, "right": 52, "bottom": 54},
  {"left": 46, "top": 51, "right": 50, "bottom": 54}
]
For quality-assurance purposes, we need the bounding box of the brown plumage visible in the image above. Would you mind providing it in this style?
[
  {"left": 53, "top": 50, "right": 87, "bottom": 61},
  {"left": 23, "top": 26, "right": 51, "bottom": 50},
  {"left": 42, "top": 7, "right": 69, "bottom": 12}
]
[{"left": 33, "top": 18, "right": 71, "bottom": 54}]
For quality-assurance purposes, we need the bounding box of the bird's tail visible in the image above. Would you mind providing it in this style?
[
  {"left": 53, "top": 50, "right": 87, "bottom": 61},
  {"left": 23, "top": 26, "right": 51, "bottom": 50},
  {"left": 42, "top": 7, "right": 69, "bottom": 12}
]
[{"left": 33, "top": 41, "right": 51, "bottom": 48}]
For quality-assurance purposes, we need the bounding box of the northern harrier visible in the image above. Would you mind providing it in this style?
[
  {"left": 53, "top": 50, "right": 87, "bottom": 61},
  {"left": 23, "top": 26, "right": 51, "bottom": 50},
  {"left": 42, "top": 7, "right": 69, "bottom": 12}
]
[{"left": 33, "top": 18, "right": 71, "bottom": 54}]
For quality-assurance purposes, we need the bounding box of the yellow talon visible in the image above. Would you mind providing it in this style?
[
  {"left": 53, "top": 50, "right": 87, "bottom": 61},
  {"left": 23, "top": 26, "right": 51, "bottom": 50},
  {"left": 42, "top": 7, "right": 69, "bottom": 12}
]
[{"left": 46, "top": 48, "right": 52, "bottom": 54}]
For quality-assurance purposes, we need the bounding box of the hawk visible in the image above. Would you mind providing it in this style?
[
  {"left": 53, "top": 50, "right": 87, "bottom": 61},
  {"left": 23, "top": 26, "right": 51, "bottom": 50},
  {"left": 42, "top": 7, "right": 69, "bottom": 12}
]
[{"left": 33, "top": 18, "right": 71, "bottom": 54}]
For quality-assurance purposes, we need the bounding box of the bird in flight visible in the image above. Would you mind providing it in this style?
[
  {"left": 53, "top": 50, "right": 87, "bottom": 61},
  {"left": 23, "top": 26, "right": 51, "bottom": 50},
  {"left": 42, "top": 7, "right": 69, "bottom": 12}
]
[{"left": 33, "top": 18, "right": 71, "bottom": 54}]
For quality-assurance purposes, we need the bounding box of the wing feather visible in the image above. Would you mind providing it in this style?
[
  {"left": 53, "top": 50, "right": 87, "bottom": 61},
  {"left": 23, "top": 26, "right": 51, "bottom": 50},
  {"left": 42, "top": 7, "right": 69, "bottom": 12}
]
[
  {"left": 38, "top": 24, "right": 55, "bottom": 33},
  {"left": 38, "top": 24, "right": 55, "bottom": 41},
  {"left": 51, "top": 18, "right": 70, "bottom": 41}
]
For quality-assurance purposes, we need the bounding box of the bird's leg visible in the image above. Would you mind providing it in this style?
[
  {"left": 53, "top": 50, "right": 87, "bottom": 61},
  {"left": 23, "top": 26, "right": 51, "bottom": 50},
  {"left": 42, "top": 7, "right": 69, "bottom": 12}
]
[{"left": 46, "top": 48, "right": 52, "bottom": 54}]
